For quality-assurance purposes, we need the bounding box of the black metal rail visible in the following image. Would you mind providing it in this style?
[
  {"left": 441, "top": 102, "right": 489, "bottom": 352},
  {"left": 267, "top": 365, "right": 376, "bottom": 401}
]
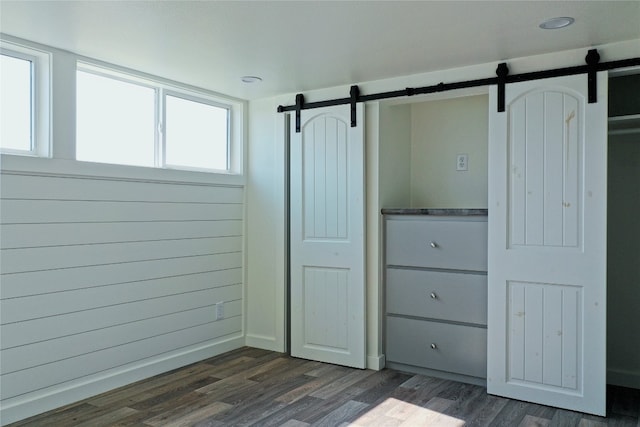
[{"left": 277, "top": 49, "right": 640, "bottom": 132}]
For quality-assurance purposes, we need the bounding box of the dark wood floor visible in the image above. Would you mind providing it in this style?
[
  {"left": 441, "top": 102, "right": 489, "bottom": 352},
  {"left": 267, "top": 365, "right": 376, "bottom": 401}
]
[{"left": 10, "top": 347, "right": 640, "bottom": 426}]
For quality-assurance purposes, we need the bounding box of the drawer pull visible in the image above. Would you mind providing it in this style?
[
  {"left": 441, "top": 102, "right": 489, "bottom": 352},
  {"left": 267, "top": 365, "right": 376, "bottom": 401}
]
[
  {"left": 429, "top": 241, "right": 438, "bottom": 248},
  {"left": 430, "top": 343, "right": 438, "bottom": 350},
  {"left": 430, "top": 292, "right": 437, "bottom": 299}
]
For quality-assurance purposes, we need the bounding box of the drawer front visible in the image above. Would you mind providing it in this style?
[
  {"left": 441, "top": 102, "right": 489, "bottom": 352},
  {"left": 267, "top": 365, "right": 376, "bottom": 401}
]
[
  {"left": 386, "top": 316, "right": 487, "bottom": 378},
  {"left": 386, "top": 218, "right": 487, "bottom": 271},
  {"left": 386, "top": 268, "right": 487, "bottom": 325}
]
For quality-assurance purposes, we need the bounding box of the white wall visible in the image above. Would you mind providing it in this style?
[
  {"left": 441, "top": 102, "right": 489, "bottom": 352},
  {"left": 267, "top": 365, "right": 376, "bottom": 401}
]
[
  {"left": 0, "top": 37, "right": 247, "bottom": 425},
  {"left": 244, "top": 39, "right": 640, "bottom": 370},
  {"left": 410, "top": 95, "right": 488, "bottom": 208},
  {"left": 379, "top": 103, "right": 412, "bottom": 208},
  {"left": 245, "top": 97, "right": 287, "bottom": 351}
]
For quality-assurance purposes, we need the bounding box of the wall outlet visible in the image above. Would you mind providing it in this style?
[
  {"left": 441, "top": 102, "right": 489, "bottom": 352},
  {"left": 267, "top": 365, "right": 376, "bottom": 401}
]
[
  {"left": 456, "top": 154, "right": 468, "bottom": 171},
  {"left": 215, "top": 302, "right": 224, "bottom": 320}
]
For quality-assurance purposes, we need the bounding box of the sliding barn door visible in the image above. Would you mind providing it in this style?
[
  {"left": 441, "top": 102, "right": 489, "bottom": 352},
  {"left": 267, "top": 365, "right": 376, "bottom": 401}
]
[
  {"left": 289, "top": 105, "right": 366, "bottom": 369},
  {"left": 487, "top": 73, "right": 608, "bottom": 415}
]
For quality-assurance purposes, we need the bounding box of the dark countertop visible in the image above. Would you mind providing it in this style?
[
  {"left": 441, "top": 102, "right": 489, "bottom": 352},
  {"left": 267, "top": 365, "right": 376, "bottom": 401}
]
[{"left": 381, "top": 208, "right": 488, "bottom": 216}]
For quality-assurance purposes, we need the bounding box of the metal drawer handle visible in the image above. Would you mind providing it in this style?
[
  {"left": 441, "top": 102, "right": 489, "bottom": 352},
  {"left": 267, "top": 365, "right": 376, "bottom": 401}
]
[
  {"left": 430, "top": 241, "right": 438, "bottom": 248},
  {"left": 430, "top": 292, "right": 437, "bottom": 299},
  {"left": 430, "top": 343, "right": 437, "bottom": 350}
]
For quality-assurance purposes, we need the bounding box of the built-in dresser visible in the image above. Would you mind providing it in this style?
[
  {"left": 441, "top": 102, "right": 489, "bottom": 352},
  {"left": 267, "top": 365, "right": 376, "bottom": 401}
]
[{"left": 382, "top": 209, "right": 488, "bottom": 385}]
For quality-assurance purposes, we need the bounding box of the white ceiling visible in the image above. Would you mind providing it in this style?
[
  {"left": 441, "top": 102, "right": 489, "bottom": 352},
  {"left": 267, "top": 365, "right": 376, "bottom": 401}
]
[{"left": 1, "top": 1, "right": 639, "bottom": 100}]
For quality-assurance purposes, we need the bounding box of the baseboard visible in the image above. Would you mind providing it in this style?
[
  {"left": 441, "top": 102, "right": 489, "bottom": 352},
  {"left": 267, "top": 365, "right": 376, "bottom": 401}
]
[
  {"left": 245, "top": 333, "right": 284, "bottom": 352},
  {"left": 0, "top": 336, "right": 244, "bottom": 426},
  {"left": 608, "top": 368, "right": 640, "bottom": 389},
  {"left": 367, "top": 354, "right": 386, "bottom": 371}
]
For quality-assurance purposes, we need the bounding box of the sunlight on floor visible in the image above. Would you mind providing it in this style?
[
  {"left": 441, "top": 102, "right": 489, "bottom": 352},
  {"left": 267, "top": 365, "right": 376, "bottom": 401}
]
[{"left": 347, "top": 396, "right": 466, "bottom": 426}]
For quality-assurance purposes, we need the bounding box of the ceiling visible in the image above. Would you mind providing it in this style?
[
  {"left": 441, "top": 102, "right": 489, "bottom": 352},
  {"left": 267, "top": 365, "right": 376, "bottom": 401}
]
[{"left": 1, "top": 1, "right": 639, "bottom": 101}]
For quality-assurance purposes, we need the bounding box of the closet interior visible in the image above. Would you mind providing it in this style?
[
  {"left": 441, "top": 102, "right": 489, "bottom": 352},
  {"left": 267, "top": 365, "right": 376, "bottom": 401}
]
[{"left": 607, "top": 73, "right": 640, "bottom": 389}]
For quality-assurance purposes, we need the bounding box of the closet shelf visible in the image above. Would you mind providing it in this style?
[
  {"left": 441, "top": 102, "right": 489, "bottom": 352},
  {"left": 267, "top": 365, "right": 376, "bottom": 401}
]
[{"left": 609, "top": 114, "right": 640, "bottom": 135}]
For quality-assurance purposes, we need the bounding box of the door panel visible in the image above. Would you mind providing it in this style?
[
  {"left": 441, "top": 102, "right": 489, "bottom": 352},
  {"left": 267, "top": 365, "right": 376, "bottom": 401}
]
[
  {"left": 303, "top": 115, "right": 349, "bottom": 240},
  {"left": 508, "top": 91, "right": 581, "bottom": 248},
  {"left": 488, "top": 73, "right": 607, "bottom": 415},
  {"left": 507, "top": 282, "right": 581, "bottom": 389},
  {"left": 290, "top": 105, "right": 366, "bottom": 369}
]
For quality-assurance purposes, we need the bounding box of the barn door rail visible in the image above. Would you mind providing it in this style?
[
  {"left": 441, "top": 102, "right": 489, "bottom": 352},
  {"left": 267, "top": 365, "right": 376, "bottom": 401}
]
[{"left": 277, "top": 49, "right": 640, "bottom": 132}]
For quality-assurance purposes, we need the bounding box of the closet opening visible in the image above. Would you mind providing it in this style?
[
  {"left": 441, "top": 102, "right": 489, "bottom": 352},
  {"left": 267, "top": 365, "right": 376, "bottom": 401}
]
[{"left": 607, "top": 71, "right": 640, "bottom": 389}]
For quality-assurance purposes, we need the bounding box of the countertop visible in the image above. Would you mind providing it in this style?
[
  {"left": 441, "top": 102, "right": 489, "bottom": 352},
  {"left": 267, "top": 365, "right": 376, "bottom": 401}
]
[{"left": 381, "top": 208, "right": 488, "bottom": 216}]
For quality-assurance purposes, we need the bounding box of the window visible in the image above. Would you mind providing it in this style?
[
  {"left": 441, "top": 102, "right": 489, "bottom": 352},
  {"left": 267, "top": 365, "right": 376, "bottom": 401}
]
[
  {"left": 164, "top": 94, "right": 228, "bottom": 171},
  {"left": 76, "top": 70, "right": 156, "bottom": 167},
  {"left": 0, "top": 45, "right": 49, "bottom": 156},
  {"left": 0, "top": 53, "right": 31, "bottom": 152},
  {"left": 76, "top": 64, "right": 238, "bottom": 173}
]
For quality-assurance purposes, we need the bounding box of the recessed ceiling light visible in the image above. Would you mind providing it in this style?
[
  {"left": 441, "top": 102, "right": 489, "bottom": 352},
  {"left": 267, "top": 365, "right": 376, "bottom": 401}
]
[
  {"left": 241, "top": 76, "right": 262, "bottom": 83},
  {"left": 539, "top": 17, "right": 575, "bottom": 30}
]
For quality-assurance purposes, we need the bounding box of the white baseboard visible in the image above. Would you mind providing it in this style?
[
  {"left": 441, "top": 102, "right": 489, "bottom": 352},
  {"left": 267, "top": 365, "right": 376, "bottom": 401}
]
[
  {"left": 367, "top": 354, "right": 386, "bottom": 371},
  {"left": 245, "top": 333, "right": 284, "bottom": 352},
  {"left": 608, "top": 368, "right": 640, "bottom": 389},
  {"left": 0, "top": 336, "right": 244, "bottom": 426}
]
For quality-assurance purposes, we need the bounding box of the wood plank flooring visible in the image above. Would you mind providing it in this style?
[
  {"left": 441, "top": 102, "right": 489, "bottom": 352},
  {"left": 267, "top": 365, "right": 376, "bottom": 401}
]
[{"left": 9, "top": 347, "right": 640, "bottom": 426}]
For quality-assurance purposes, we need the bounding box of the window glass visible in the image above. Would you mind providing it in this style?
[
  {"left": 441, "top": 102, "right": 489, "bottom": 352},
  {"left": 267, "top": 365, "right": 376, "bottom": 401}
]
[
  {"left": 165, "top": 95, "right": 228, "bottom": 171},
  {"left": 76, "top": 70, "right": 156, "bottom": 167},
  {"left": 1, "top": 53, "right": 32, "bottom": 152}
]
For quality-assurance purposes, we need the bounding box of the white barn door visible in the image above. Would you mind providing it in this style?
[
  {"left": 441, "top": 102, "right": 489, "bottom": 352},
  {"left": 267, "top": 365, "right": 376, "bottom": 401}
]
[
  {"left": 487, "top": 73, "right": 608, "bottom": 415},
  {"left": 290, "top": 105, "right": 366, "bottom": 369}
]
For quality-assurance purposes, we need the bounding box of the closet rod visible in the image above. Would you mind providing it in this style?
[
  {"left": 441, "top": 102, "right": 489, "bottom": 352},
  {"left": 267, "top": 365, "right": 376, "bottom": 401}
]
[{"left": 276, "top": 54, "right": 640, "bottom": 113}]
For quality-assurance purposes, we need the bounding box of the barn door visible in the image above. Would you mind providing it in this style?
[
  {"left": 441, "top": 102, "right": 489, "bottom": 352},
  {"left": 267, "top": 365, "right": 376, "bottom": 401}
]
[
  {"left": 289, "top": 104, "right": 366, "bottom": 369},
  {"left": 487, "top": 73, "right": 608, "bottom": 415}
]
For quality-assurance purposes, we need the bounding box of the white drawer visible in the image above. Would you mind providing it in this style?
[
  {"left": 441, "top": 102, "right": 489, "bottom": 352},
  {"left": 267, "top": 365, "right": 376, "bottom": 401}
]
[
  {"left": 385, "top": 217, "right": 487, "bottom": 271},
  {"left": 386, "top": 316, "right": 487, "bottom": 379},
  {"left": 386, "top": 268, "right": 487, "bottom": 325}
]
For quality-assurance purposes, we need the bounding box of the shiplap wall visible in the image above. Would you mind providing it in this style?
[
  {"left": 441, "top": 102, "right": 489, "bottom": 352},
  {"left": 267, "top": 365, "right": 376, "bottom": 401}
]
[{"left": 0, "top": 171, "right": 244, "bottom": 424}]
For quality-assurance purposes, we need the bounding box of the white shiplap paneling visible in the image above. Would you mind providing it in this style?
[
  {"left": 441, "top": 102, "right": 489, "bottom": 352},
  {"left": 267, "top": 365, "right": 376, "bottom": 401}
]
[{"left": 0, "top": 170, "right": 244, "bottom": 419}]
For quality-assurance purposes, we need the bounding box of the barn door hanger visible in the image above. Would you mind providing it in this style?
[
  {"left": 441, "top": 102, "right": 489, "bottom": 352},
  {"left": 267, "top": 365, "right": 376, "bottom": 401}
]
[
  {"left": 495, "top": 49, "right": 601, "bottom": 113},
  {"left": 585, "top": 49, "right": 600, "bottom": 104},
  {"left": 295, "top": 93, "right": 304, "bottom": 133},
  {"left": 496, "top": 63, "right": 509, "bottom": 113},
  {"left": 350, "top": 85, "right": 360, "bottom": 128}
]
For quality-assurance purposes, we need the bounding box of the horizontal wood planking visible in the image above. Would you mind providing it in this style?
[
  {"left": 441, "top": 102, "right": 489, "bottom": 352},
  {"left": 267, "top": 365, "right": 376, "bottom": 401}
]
[
  {"left": 0, "top": 220, "right": 242, "bottom": 249},
  {"left": 1, "top": 282, "right": 242, "bottom": 349},
  {"left": 0, "top": 171, "right": 245, "bottom": 407},
  {"left": 2, "top": 236, "right": 241, "bottom": 274},
  {"left": 0, "top": 200, "right": 242, "bottom": 224},
  {"left": 2, "top": 300, "right": 243, "bottom": 374},
  {"left": 1, "top": 317, "right": 242, "bottom": 400},
  {"left": 0, "top": 174, "right": 243, "bottom": 203},
  {"left": 1, "top": 253, "right": 241, "bottom": 298},
  {"left": 1, "top": 271, "right": 241, "bottom": 324}
]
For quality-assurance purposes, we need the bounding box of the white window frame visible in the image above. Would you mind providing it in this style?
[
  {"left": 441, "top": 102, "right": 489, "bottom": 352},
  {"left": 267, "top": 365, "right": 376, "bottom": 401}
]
[
  {"left": 76, "top": 62, "right": 243, "bottom": 175},
  {"left": 0, "top": 42, "right": 51, "bottom": 157}
]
